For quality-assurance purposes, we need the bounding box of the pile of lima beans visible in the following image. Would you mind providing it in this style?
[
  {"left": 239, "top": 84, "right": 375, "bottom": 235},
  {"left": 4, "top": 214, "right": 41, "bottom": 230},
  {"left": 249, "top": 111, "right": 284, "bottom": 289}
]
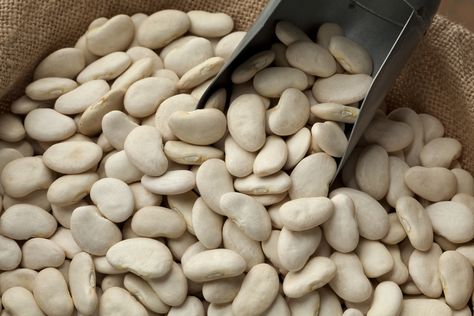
[{"left": 0, "top": 8, "right": 473, "bottom": 316}]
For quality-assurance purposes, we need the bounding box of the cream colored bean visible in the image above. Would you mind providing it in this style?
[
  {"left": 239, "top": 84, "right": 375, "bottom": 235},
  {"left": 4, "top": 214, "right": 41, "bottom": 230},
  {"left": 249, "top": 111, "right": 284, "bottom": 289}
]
[
  {"left": 137, "top": 10, "right": 190, "bottom": 49},
  {"left": 224, "top": 135, "right": 256, "bottom": 177},
  {"left": 253, "top": 136, "right": 287, "bottom": 176},
  {"left": 165, "top": 140, "right": 224, "bottom": 165},
  {"left": 106, "top": 238, "right": 172, "bottom": 278},
  {"left": 160, "top": 35, "right": 199, "bottom": 59},
  {"left": 311, "top": 103, "right": 360, "bottom": 123},
  {"left": 33, "top": 268, "right": 73, "bottom": 316},
  {"left": 141, "top": 170, "right": 195, "bottom": 195},
  {"left": 86, "top": 14, "right": 134, "bottom": 56},
  {"left": 312, "top": 74, "right": 372, "bottom": 104},
  {"left": 290, "top": 153, "right": 337, "bottom": 199},
  {"left": 330, "top": 252, "right": 373, "bottom": 303},
  {"left": 271, "top": 42, "right": 290, "bottom": 66},
  {"left": 382, "top": 213, "right": 407, "bottom": 245},
  {"left": 167, "top": 231, "right": 197, "bottom": 261},
  {"left": 100, "top": 287, "right": 147, "bottom": 316},
  {"left": 202, "top": 275, "right": 243, "bottom": 304},
  {"left": 169, "top": 109, "right": 226, "bottom": 146},
  {"left": 167, "top": 296, "right": 204, "bottom": 316},
  {"left": 267, "top": 88, "right": 310, "bottom": 136},
  {"left": 2, "top": 287, "right": 45, "bottom": 316},
  {"left": 283, "top": 256, "right": 336, "bottom": 298},
  {"left": 344, "top": 308, "right": 364, "bottom": 316},
  {"left": 43, "top": 141, "right": 102, "bottom": 174},
  {"left": 223, "top": 219, "right": 265, "bottom": 270},
  {"left": 0, "top": 204, "right": 56, "bottom": 240},
  {"left": 177, "top": 57, "right": 224, "bottom": 90},
  {"left": 262, "top": 294, "right": 291, "bottom": 316},
  {"left": 70, "top": 205, "right": 122, "bottom": 256},
  {"left": 317, "top": 22, "right": 344, "bottom": 48},
  {"left": 386, "top": 156, "right": 413, "bottom": 207},
  {"left": 146, "top": 262, "right": 188, "bottom": 306},
  {"left": 207, "top": 303, "right": 234, "bottom": 316},
  {"left": 355, "top": 145, "right": 389, "bottom": 200},
  {"left": 231, "top": 50, "right": 275, "bottom": 84},
  {"left": 367, "top": 281, "right": 402, "bottom": 316},
  {"left": 90, "top": 177, "right": 134, "bottom": 222},
  {"left": 227, "top": 94, "right": 266, "bottom": 152},
  {"left": 426, "top": 201, "right": 474, "bottom": 243},
  {"left": 230, "top": 81, "right": 270, "bottom": 107},
  {"left": 451, "top": 168, "right": 474, "bottom": 195},
  {"left": 123, "top": 273, "right": 170, "bottom": 314},
  {"left": 167, "top": 191, "right": 197, "bottom": 235},
  {"left": 34, "top": 47, "right": 85, "bottom": 80},
  {"left": 21, "top": 238, "right": 65, "bottom": 269},
  {"left": 3, "top": 189, "right": 50, "bottom": 212},
  {"left": 77, "top": 52, "right": 131, "bottom": 84},
  {"left": 0, "top": 114, "right": 25, "bottom": 142},
  {"left": 69, "top": 252, "right": 98, "bottom": 315},
  {"left": 155, "top": 94, "right": 198, "bottom": 141},
  {"left": 74, "top": 33, "right": 99, "bottom": 65},
  {"left": 124, "top": 126, "right": 168, "bottom": 176},
  {"left": 25, "top": 77, "right": 77, "bottom": 101},
  {"left": 204, "top": 87, "right": 226, "bottom": 111},
  {"left": 396, "top": 196, "right": 433, "bottom": 251},
  {"left": 111, "top": 57, "right": 154, "bottom": 91},
  {"left": 261, "top": 231, "right": 283, "bottom": 270},
  {"left": 196, "top": 159, "right": 234, "bottom": 215},
  {"left": 275, "top": 21, "right": 311, "bottom": 45},
  {"left": 288, "top": 291, "right": 321, "bottom": 316},
  {"left": 192, "top": 198, "right": 223, "bottom": 249},
  {"left": 408, "top": 243, "right": 442, "bottom": 298},
  {"left": 278, "top": 226, "right": 321, "bottom": 271},
  {"left": 55, "top": 80, "right": 109, "bottom": 115},
  {"left": 105, "top": 150, "right": 143, "bottom": 183},
  {"left": 405, "top": 166, "right": 457, "bottom": 202},
  {"left": 50, "top": 228, "right": 81, "bottom": 259},
  {"left": 10, "top": 95, "right": 44, "bottom": 115},
  {"left": 439, "top": 251, "right": 473, "bottom": 309},
  {"left": 25, "top": 108, "right": 76, "bottom": 142},
  {"left": 0, "top": 140, "right": 33, "bottom": 157},
  {"left": 78, "top": 89, "right": 125, "bottom": 136},
  {"left": 329, "top": 36, "right": 373, "bottom": 74},
  {"left": 102, "top": 111, "right": 138, "bottom": 150},
  {"left": 47, "top": 173, "right": 98, "bottom": 206},
  {"left": 164, "top": 37, "right": 213, "bottom": 76},
  {"left": 214, "top": 31, "right": 247, "bottom": 61},
  {"left": 233, "top": 172, "right": 288, "bottom": 195},
  {"left": 284, "top": 127, "right": 311, "bottom": 170},
  {"left": 419, "top": 113, "right": 444, "bottom": 142},
  {"left": 0, "top": 269, "right": 37, "bottom": 294},
  {"left": 400, "top": 299, "right": 451, "bottom": 316},
  {"left": 0, "top": 235, "right": 21, "bottom": 271},
  {"left": 93, "top": 256, "right": 126, "bottom": 275},
  {"left": 456, "top": 244, "right": 474, "bottom": 266},
  {"left": 254, "top": 67, "right": 307, "bottom": 98},
  {"left": 152, "top": 68, "right": 179, "bottom": 83},
  {"left": 126, "top": 46, "right": 163, "bottom": 70},
  {"left": 131, "top": 205, "right": 186, "bottom": 238},
  {"left": 220, "top": 192, "right": 271, "bottom": 241},
  {"left": 312, "top": 121, "right": 348, "bottom": 158},
  {"left": 286, "top": 41, "right": 336, "bottom": 77},
  {"left": 330, "top": 187, "right": 390, "bottom": 240},
  {"left": 101, "top": 274, "right": 124, "bottom": 291},
  {"left": 232, "top": 263, "right": 279, "bottom": 316},
  {"left": 420, "top": 137, "right": 462, "bottom": 168},
  {"left": 322, "top": 193, "right": 359, "bottom": 252},
  {"left": 187, "top": 10, "right": 233, "bottom": 37},
  {"left": 364, "top": 114, "right": 414, "bottom": 152},
  {"left": 356, "top": 239, "right": 394, "bottom": 278},
  {"left": 279, "top": 197, "right": 333, "bottom": 231}
]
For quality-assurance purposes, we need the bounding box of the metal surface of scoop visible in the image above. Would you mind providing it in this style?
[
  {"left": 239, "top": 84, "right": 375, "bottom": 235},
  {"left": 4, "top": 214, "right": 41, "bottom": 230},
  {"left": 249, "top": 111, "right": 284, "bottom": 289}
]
[{"left": 197, "top": 0, "right": 440, "bottom": 178}]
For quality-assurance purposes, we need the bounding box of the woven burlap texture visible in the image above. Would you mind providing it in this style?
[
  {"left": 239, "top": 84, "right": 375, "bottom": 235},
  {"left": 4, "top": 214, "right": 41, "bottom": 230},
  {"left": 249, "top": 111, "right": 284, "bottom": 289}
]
[{"left": 0, "top": 0, "right": 473, "bottom": 172}]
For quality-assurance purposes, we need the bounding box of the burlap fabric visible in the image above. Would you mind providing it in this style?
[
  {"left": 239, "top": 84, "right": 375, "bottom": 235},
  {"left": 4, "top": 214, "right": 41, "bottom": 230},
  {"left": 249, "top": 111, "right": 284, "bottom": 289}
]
[{"left": 0, "top": 0, "right": 473, "bottom": 172}]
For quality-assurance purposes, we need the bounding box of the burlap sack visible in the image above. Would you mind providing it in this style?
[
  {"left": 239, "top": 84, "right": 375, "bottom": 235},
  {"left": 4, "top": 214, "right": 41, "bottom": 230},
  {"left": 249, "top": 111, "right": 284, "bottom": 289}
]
[{"left": 0, "top": 0, "right": 473, "bottom": 172}]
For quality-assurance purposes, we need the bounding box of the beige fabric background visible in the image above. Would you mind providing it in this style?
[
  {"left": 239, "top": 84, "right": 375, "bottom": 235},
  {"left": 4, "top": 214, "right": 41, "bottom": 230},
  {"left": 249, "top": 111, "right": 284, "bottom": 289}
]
[{"left": 0, "top": 0, "right": 472, "bottom": 172}]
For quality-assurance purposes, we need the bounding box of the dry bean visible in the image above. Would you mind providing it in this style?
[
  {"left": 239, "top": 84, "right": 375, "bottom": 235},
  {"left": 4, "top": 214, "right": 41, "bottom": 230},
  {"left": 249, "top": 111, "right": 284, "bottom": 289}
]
[
  {"left": 137, "top": 10, "right": 190, "bottom": 49},
  {"left": 168, "top": 296, "right": 205, "bottom": 316},
  {"left": 426, "top": 201, "right": 474, "bottom": 243},
  {"left": 141, "top": 170, "right": 195, "bottom": 195},
  {"left": 400, "top": 298, "right": 451, "bottom": 316},
  {"left": 123, "top": 273, "right": 170, "bottom": 314},
  {"left": 69, "top": 252, "right": 98, "bottom": 315},
  {"left": 192, "top": 198, "right": 223, "bottom": 249},
  {"left": 155, "top": 94, "right": 198, "bottom": 141},
  {"left": 146, "top": 262, "right": 188, "bottom": 306},
  {"left": 254, "top": 67, "right": 307, "bottom": 97},
  {"left": 355, "top": 145, "right": 389, "bottom": 200},
  {"left": 43, "top": 141, "right": 102, "bottom": 174},
  {"left": 387, "top": 156, "right": 413, "bottom": 207},
  {"left": 0, "top": 269, "right": 37, "bottom": 295},
  {"left": 25, "top": 108, "right": 76, "bottom": 142},
  {"left": 356, "top": 239, "right": 394, "bottom": 278},
  {"left": 279, "top": 197, "right": 333, "bottom": 231},
  {"left": 25, "top": 77, "right": 77, "bottom": 101},
  {"left": 86, "top": 14, "right": 134, "bottom": 56},
  {"left": 234, "top": 171, "right": 290, "bottom": 195},
  {"left": 224, "top": 135, "right": 256, "bottom": 177},
  {"left": 33, "top": 268, "right": 74, "bottom": 316},
  {"left": 131, "top": 206, "right": 186, "bottom": 238},
  {"left": 100, "top": 287, "right": 147, "bottom": 316},
  {"left": 177, "top": 57, "right": 224, "bottom": 90},
  {"left": 101, "top": 110, "right": 138, "bottom": 150},
  {"left": 105, "top": 150, "right": 143, "bottom": 183},
  {"left": 214, "top": 31, "right": 247, "bottom": 60},
  {"left": 382, "top": 213, "right": 407, "bottom": 245},
  {"left": 319, "top": 287, "right": 344, "bottom": 316},
  {"left": 164, "top": 37, "right": 213, "bottom": 76},
  {"left": 222, "top": 219, "right": 265, "bottom": 270},
  {"left": 408, "top": 243, "right": 442, "bottom": 298},
  {"left": 21, "top": 237, "right": 65, "bottom": 269},
  {"left": 232, "top": 263, "right": 279, "bottom": 316},
  {"left": 0, "top": 204, "right": 56, "bottom": 240},
  {"left": 231, "top": 50, "right": 275, "bottom": 84},
  {"left": 420, "top": 137, "right": 462, "bottom": 168},
  {"left": 312, "top": 74, "right": 372, "bottom": 104},
  {"left": 328, "top": 36, "right": 373, "bottom": 74},
  {"left": 2, "top": 286, "right": 45, "bottom": 316},
  {"left": 438, "top": 250, "right": 473, "bottom": 309},
  {"left": 419, "top": 113, "right": 444, "bottom": 142},
  {"left": 267, "top": 88, "right": 310, "bottom": 136},
  {"left": 286, "top": 41, "right": 336, "bottom": 77},
  {"left": 312, "top": 121, "right": 348, "bottom": 158},
  {"left": 47, "top": 172, "right": 98, "bottom": 206},
  {"left": 165, "top": 140, "right": 224, "bottom": 165},
  {"left": 55, "top": 80, "right": 109, "bottom": 115},
  {"left": 367, "top": 281, "right": 402, "bottom": 316},
  {"left": 111, "top": 57, "right": 154, "bottom": 91},
  {"left": 126, "top": 46, "right": 163, "bottom": 70},
  {"left": 278, "top": 226, "right": 321, "bottom": 271},
  {"left": 311, "top": 103, "right": 360, "bottom": 123},
  {"left": 275, "top": 21, "right": 311, "bottom": 45},
  {"left": 70, "top": 205, "right": 122, "bottom": 256},
  {"left": 451, "top": 168, "right": 474, "bottom": 195},
  {"left": 90, "top": 178, "right": 134, "bottom": 222},
  {"left": 0, "top": 235, "right": 21, "bottom": 271},
  {"left": 167, "top": 191, "right": 198, "bottom": 235},
  {"left": 50, "top": 227, "right": 81, "bottom": 259},
  {"left": 0, "top": 114, "right": 25, "bottom": 142},
  {"left": 405, "top": 166, "right": 457, "bottom": 202},
  {"left": 396, "top": 196, "right": 433, "bottom": 251},
  {"left": 77, "top": 52, "right": 131, "bottom": 84},
  {"left": 364, "top": 114, "right": 414, "bottom": 152},
  {"left": 317, "top": 22, "right": 344, "bottom": 48}
]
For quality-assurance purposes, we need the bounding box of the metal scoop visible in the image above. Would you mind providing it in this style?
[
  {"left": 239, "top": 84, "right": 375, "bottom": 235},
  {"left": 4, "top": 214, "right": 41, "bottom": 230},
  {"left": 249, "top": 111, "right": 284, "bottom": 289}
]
[{"left": 196, "top": 0, "right": 440, "bottom": 176}]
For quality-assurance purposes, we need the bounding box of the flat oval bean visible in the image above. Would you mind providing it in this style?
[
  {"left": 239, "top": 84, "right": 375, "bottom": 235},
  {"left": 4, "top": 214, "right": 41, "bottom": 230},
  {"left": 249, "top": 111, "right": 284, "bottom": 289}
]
[{"left": 33, "top": 268, "right": 74, "bottom": 316}]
